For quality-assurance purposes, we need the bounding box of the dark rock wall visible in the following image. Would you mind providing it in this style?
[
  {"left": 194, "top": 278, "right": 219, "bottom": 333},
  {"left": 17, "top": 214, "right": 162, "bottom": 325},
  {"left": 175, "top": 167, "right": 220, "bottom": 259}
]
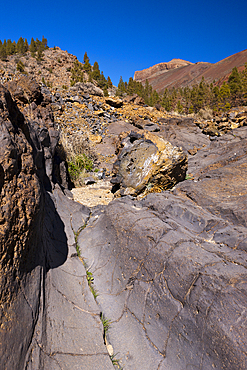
[{"left": 0, "top": 81, "right": 114, "bottom": 370}]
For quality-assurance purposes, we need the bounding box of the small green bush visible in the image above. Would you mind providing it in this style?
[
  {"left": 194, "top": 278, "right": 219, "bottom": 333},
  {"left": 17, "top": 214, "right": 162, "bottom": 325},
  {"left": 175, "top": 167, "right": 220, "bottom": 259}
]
[{"left": 68, "top": 154, "right": 93, "bottom": 182}]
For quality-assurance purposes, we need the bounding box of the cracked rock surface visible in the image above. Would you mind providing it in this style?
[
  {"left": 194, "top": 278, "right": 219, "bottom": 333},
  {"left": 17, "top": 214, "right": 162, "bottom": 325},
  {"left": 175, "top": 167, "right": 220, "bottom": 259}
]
[
  {"left": 78, "top": 127, "right": 247, "bottom": 369},
  {"left": 24, "top": 189, "right": 114, "bottom": 370},
  {"left": 1, "top": 77, "right": 247, "bottom": 370},
  {"left": 0, "top": 82, "right": 114, "bottom": 370}
]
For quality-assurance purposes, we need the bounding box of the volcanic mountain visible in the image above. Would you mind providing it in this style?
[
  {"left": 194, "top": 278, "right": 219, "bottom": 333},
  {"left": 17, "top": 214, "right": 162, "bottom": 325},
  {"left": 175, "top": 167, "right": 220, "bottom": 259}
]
[{"left": 134, "top": 49, "right": 247, "bottom": 93}]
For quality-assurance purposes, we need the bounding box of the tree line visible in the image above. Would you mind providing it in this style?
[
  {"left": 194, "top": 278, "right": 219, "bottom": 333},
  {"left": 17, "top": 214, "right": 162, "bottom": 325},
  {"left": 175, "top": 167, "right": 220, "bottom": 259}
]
[
  {"left": 0, "top": 36, "right": 48, "bottom": 61},
  {"left": 116, "top": 65, "right": 247, "bottom": 112},
  {"left": 70, "top": 52, "right": 112, "bottom": 95}
]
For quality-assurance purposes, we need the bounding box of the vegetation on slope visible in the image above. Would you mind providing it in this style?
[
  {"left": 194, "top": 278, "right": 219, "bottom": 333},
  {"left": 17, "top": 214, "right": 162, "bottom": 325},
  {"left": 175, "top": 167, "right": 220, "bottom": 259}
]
[
  {"left": 0, "top": 36, "right": 48, "bottom": 61},
  {"left": 116, "top": 65, "right": 247, "bottom": 112}
]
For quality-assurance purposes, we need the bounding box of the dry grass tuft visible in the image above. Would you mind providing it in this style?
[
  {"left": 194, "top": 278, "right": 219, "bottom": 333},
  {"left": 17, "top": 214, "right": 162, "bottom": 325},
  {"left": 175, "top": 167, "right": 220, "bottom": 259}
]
[{"left": 58, "top": 131, "right": 96, "bottom": 186}]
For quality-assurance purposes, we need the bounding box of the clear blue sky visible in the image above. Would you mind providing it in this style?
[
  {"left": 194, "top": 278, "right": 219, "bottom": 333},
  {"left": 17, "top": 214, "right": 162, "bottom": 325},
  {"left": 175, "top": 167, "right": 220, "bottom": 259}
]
[{"left": 1, "top": 0, "right": 246, "bottom": 86}]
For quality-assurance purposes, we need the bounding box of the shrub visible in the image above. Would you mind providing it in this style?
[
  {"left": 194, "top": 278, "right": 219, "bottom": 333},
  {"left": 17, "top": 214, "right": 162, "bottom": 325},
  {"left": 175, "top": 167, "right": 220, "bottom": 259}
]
[
  {"left": 68, "top": 154, "right": 93, "bottom": 183},
  {"left": 59, "top": 132, "right": 95, "bottom": 186},
  {"left": 16, "top": 60, "right": 25, "bottom": 72}
]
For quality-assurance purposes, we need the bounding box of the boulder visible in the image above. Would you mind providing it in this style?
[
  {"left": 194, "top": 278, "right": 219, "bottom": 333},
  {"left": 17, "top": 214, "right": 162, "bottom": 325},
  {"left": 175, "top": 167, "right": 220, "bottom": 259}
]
[
  {"left": 6, "top": 75, "right": 41, "bottom": 104},
  {"left": 105, "top": 96, "right": 123, "bottom": 108},
  {"left": 111, "top": 131, "right": 187, "bottom": 196},
  {"left": 124, "top": 94, "right": 145, "bottom": 105},
  {"left": 72, "top": 82, "right": 104, "bottom": 96}
]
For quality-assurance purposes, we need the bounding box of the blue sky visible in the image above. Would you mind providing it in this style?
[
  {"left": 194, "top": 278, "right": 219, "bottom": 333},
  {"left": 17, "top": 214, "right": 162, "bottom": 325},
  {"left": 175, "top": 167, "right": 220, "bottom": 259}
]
[{"left": 1, "top": 0, "right": 246, "bottom": 86}]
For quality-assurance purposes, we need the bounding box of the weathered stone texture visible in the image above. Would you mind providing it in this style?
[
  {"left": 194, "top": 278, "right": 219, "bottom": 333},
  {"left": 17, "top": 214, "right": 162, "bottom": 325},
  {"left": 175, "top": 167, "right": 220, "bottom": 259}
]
[
  {"left": 0, "top": 83, "right": 113, "bottom": 370},
  {"left": 111, "top": 131, "right": 187, "bottom": 197},
  {"left": 78, "top": 127, "right": 247, "bottom": 369}
]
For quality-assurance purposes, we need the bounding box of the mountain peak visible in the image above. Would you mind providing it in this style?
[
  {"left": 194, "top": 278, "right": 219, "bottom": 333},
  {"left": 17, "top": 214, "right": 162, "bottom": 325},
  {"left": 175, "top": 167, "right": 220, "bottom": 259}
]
[{"left": 134, "top": 50, "right": 247, "bottom": 93}]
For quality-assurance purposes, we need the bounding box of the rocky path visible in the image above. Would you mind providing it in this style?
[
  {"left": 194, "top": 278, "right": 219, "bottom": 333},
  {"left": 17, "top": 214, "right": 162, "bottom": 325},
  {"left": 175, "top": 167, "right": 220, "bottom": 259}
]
[{"left": 71, "top": 180, "right": 113, "bottom": 207}]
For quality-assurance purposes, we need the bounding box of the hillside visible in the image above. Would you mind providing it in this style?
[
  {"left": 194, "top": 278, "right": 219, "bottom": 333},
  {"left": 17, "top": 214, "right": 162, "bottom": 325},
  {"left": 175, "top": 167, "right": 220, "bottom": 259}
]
[
  {"left": 0, "top": 47, "right": 77, "bottom": 88},
  {"left": 134, "top": 49, "right": 247, "bottom": 93}
]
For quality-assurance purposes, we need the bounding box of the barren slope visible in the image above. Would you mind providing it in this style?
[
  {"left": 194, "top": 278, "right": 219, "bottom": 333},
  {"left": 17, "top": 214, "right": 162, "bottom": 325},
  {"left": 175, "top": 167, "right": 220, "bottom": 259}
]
[{"left": 134, "top": 49, "right": 247, "bottom": 93}]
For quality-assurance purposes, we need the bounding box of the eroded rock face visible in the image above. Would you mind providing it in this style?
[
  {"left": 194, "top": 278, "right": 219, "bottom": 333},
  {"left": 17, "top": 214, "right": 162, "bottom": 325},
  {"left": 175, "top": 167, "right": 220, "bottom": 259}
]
[
  {"left": 111, "top": 131, "right": 187, "bottom": 196},
  {"left": 0, "top": 82, "right": 113, "bottom": 370},
  {"left": 78, "top": 126, "right": 247, "bottom": 370},
  {"left": 6, "top": 75, "right": 42, "bottom": 104}
]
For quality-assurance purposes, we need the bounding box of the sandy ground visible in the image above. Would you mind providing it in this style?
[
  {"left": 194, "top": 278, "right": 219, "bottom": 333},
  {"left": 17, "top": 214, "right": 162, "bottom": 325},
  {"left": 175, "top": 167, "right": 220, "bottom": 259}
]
[{"left": 71, "top": 179, "right": 114, "bottom": 207}]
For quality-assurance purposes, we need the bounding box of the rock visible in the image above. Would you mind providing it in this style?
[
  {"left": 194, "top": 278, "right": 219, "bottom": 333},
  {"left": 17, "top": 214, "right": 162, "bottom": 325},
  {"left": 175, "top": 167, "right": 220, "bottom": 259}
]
[
  {"left": 84, "top": 176, "right": 96, "bottom": 185},
  {"left": 6, "top": 75, "right": 41, "bottom": 104},
  {"left": 111, "top": 131, "right": 187, "bottom": 196},
  {"left": 134, "top": 95, "right": 145, "bottom": 105},
  {"left": 123, "top": 94, "right": 145, "bottom": 106},
  {"left": 145, "top": 106, "right": 155, "bottom": 113},
  {"left": 158, "top": 117, "right": 210, "bottom": 154},
  {"left": 88, "top": 133, "right": 102, "bottom": 144},
  {"left": 144, "top": 122, "right": 160, "bottom": 132},
  {"left": 73, "top": 82, "right": 104, "bottom": 96},
  {"left": 105, "top": 97, "right": 123, "bottom": 108},
  {"left": 0, "top": 83, "right": 114, "bottom": 370},
  {"left": 77, "top": 128, "right": 247, "bottom": 369}
]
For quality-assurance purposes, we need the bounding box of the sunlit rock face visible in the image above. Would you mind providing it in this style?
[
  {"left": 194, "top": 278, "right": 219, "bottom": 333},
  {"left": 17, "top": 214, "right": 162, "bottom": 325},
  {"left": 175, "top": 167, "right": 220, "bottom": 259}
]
[{"left": 111, "top": 131, "right": 187, "bottom": 197}]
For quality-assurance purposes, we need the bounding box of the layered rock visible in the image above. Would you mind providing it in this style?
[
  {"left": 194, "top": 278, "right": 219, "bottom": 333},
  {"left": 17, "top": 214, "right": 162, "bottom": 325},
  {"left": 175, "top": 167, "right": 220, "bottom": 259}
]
[{"left": 134, "top": 59, "right": 193, "bottom": 82}]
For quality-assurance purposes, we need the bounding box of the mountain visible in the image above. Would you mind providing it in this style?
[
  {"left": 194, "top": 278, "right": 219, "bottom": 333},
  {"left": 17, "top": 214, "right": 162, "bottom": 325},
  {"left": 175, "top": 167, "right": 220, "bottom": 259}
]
[{"left": 134, "top": 49, "right": 247, "bottom": 93}]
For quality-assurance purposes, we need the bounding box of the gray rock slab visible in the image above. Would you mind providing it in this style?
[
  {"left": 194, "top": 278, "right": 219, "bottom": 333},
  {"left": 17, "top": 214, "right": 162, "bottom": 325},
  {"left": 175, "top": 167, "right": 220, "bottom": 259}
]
[
  {"left": 78, "top": 189, "right": 247, "bottom": 369},
  {"left": 22, "top": 189, "right": 114, "bottom": 370}
]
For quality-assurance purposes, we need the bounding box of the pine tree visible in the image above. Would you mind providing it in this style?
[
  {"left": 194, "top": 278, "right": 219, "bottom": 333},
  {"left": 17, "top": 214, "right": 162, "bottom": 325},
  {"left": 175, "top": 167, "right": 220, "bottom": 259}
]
[
  {"left": 42, "top": 36, "right": 48, "bottom": 49},
  {"left": 219, "top": 82, "right": 231, "bottom": 110},
  {"left": 6, "top": 39, "right": 15, "bottom": 55},
  {"left": 212, "top": 86, "right": 220, "bottom": 111},
  {"left": 116, "top": 76, "right": 126, "bottom": 96},
  {"left": 30, "top": 37, "right": 37, "bottom": 57},
  {"left": 83, "top": 57, "right": 92, "bottom": 73},
  {"left": 12, "top": 41, "right": 16, "bottom": 54},
  {"left": 70, "top": 60, "right": 84, "bottom": 86},
  {"left": 127, "top": 77, "right": 135, "bottom": 95},
  {"left": 107, "top": 76, "right": 113, "bottom": 88},
  {"left": 241, "top": 63, "right": 247, "bottom": 104},
  {"left": 91, "top": 61, "right": 100, "bottom": 80},
  {"left": 17, "top": 37, "right": 25, "bottom": 54},
  {"left": 0, "top": 44, "right": 7, "bottom": 61},
  {"left": 103, "top": 85, "right": 109, "bottom": 96},
  {"left": 176, "top": 100, "right": 184, "bottom": 113},
  {"left": 228, "top": 67, "right": 242, "bottom": 105},
  {"left": 83, "top": 52, "right": 89, "bottom": 64},
  {"left": 24, "top": 39, "right": 29, "bottom": 52}
]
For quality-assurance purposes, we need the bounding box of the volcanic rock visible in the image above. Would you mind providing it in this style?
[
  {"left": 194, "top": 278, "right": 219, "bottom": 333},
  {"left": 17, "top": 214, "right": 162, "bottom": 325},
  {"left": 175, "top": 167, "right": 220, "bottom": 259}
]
[
  {"left": 5, "top": 75, "right": 42, "bottom": 104},
  {"left": 0, "top": 82, "right": 114, "bottom": 370},
  {"left": 72, "top": 82, "right": 104, "bottom": 96},
  {"left": 77, "top": 126, "right": 247, "bottom": 370},
  {"left": 105, "top": 96, "right": 123, "bottom": 108},
  {"left": 111, "top": 131, "right": 187, "bottom": 196}
]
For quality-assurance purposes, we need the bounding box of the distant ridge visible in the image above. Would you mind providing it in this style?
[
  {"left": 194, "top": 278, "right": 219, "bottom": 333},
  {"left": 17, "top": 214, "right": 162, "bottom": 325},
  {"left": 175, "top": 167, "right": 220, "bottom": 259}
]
[{"left": 134, "top": 49, "right": 247, "bottom": 93}]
